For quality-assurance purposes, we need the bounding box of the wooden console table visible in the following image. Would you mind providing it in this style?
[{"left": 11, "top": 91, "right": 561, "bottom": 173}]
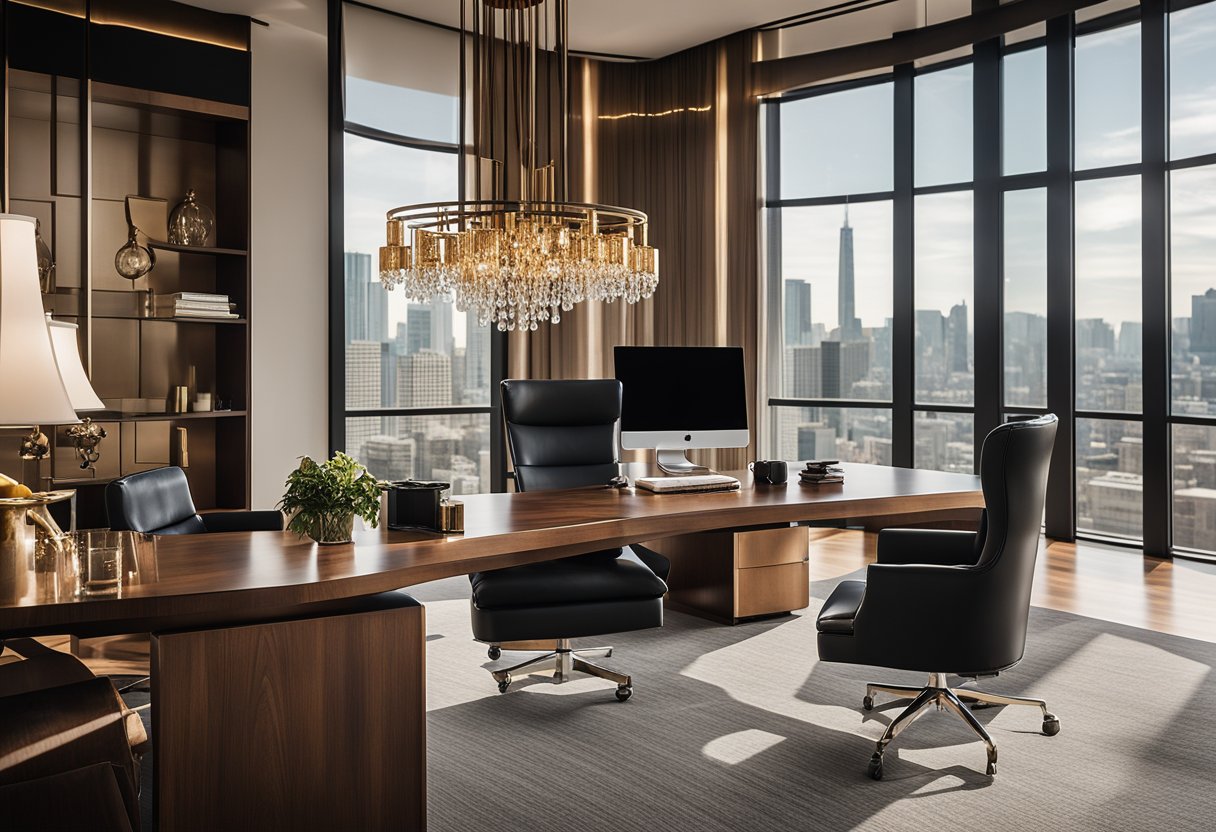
[{"left": 0, "top": 463, "right": 982, "bottom": 831}]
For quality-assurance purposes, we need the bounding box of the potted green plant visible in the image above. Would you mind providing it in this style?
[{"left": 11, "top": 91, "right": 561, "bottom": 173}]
[{"left": 279, "top": 453, "right": 383, "bottom": 545}]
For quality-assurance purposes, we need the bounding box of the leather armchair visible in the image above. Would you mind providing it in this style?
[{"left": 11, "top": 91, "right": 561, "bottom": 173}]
[
  {"left": 0, "top": 640, "right": 147, "bottom": 830},
  {"left": 815, "top": 414, "right": 1059, "bottom": 779},
  {"left": 106, "top": 467, "right": 283, "bottom": 535},
  {"left": 470, "top": 379, "right": 669, "bottom": 701}
]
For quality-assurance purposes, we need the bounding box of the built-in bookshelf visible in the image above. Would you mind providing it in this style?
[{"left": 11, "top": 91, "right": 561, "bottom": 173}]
[{"left": 1, "top": 0, "right": 253, "bottom": 527}]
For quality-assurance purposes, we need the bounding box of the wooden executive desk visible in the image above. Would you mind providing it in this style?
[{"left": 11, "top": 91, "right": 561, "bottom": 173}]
[{"left": 0, "top": 463, "right": 982, "bottom": 832}]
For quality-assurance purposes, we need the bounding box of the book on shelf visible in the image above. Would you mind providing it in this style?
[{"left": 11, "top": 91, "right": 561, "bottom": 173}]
[
  {"left": 153, "top": 296, "right": 237, "bottom": 319},
  {"left": 168, "top": 291, "right": 230, "bottom": 303},
  {"left": 166, "top": 309, "right": 239, "bottom": 319}
]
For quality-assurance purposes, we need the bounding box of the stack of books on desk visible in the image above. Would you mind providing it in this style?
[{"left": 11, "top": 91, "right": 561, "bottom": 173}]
[
  {"left": 156, "top": 292, "right": 238, "bottom": 319},
  {"left": 800, "top": 460, "right": 844, "bottom": 485}
]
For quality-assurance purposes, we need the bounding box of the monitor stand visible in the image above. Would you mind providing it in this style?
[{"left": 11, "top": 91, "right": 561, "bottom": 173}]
[{"left": 656, "top": 449, "right": 710, "bottom": 476}]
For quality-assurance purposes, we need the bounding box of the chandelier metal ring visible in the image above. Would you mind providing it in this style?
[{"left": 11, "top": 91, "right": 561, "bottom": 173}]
[{"left": 378, "top": 0, "right": 660, "bottom": 331}]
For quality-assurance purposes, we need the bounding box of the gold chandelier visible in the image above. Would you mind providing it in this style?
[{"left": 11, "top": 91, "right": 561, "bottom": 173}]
[{"left": 378, "top": 0, "right": 659, "bottom": 332}]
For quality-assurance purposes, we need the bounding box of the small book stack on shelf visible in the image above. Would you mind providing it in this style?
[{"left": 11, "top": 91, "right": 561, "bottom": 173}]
[
  {"left": 156, "top": 291, "right": 237, "bottom": 319},
  {"left": 800, "top": 460, "right": 844, "bottom": 486}
]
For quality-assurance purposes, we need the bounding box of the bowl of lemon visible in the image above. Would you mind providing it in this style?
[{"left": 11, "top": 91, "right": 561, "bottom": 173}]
[{"left": 0, "top": 473, "right": 72, "bottom": 505}]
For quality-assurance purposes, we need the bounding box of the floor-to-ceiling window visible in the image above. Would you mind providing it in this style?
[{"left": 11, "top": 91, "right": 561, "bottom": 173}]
[
  {"left": 765, "top": 0, "right": 1216, "bottom": 559},
  {"left": 767, "top": 77, "right": 896, "bottom": 465},
  {"left": 338, "top": 4, "right": 496, "bottom": 494},
  {"left": 1167, "top": 0, "right": 1216, "bottom": 555}
]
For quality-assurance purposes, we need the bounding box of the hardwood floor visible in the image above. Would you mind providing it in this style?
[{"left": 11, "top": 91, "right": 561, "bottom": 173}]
[{"left": 808, "top": 528, "right": 1216, "bottom": 644}]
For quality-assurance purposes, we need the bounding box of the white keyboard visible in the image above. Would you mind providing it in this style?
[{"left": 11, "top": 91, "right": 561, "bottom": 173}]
[{"left": 634, "top": 474, "right": 741, "bottom": 494}]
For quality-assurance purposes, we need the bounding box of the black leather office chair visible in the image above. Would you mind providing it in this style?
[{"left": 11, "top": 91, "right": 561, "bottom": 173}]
[
  {"left": 816, "top": 414, "right": 1059, "bottom": 779},
  {"left": 469, "top": 379, "right": 670, "bottom": 701},
  {"left": 106, "top": 466, "right": 283, "bottom": 535}
]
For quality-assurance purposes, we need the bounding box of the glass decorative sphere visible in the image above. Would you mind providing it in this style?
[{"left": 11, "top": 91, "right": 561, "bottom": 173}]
[
  {"left": 115, "top": 226, "right": 155, "bottom": 280},
  {"left": 168, "top": 188, "right": 215, "bottom": 246}
]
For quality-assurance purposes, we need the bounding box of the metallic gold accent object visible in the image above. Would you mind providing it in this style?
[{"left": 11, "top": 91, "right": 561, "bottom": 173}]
[
  {"left": 66, "top": 418, "right": 107, "bottom": 470},
  {"left": 19, "top": 427, "right": 51, "bottom": 461},
  {"left": 439, "top": 498, "right": 464, "bottom": 534},
  {"left": 378, "top": 0, "right": 659, "bottom": 332},
  {"left": 114, "top": 223, "right": 155, "bottom": 280},
  {"left": 171, "top": 386, "right": 189, "bottom": 413}
]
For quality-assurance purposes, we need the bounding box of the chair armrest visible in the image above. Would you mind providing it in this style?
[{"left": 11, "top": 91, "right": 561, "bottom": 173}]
[
  {"left": 852, "top": 562, "right": 1017, "bottom": 672},
  {"left": 876, "top": 528, "right": 979, "bottom": 566},
  {"left": 202, "top": 510, "right": 285, "bottom": 533}
]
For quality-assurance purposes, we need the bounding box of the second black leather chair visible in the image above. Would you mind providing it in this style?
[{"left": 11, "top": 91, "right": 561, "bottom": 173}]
[
  {"left": 106, "top": 466, "right": 283, "bottom": 535},
  {"left": 816, "top": 414, "right": 1060, "bottom": 779},
  {"left": 469, "top": 379, "right": 669, "bottom": 701}
]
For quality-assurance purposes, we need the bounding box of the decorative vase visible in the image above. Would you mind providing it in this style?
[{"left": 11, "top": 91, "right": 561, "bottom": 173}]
[
  {"left": 308, "top": 512, "right": 355, "bottom": 545},
  {"left": 167, "top": 189, "right": 215, "bottom": 246},
  {"left": 114, "top": 225, "right": 155, "bottom": 280}
]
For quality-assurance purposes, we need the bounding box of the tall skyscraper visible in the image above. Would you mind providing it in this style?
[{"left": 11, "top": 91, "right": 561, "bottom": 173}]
[
  {"left": 345, "top": 341, "right": 381, "bottom": 409},
  {"left": 797, "top": 424, "right": 837, "bottom": 460},
  {"left": 819, "top": 340, "right": 871, "bottom": 398},
  {"left": 344, "top": 252, "right": 387, "bottom": 343},
  {"left": 784, "top": 279, "right": 813, "bottom": 347},
  {"left": 1117, "top": 321, "right": 1143, "bottom": 359},
  {"left": 362, "top": 435, "right": 416, "bottom": 482},
  {"left": 465, "top": 310, "right": 491, "bottom": 404},
  {"left": 345, "top": 340, "right": 381, "bottom": 458},
  {"left": 786, "top": 345, "right": 823, "bottom": 398},
  {"left": 404, "top": 305, "right": 432, "bottom": 355},
  {"left": 838, "top": 209, "right": 861, "bottom": 341},
  {"left": 1191, "top": 288, "right": 1216, "bottom": 364},
  {"left": 431, "top": 296, "right": 454, "bottom": 357},
  {"left": 1076, "top": 318, "right": 1116, "bottom": 351},
  {"left": 947, "top": 302, "right": 969, "bottom": 373},
  {"left": 397, "top": 350, "right": 452, "bottom": 409}
]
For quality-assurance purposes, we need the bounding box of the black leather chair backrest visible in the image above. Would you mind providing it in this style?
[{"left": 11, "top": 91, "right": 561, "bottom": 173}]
[
  {"left": 501, "top": 379, "right": 621, "bottom": 492},
  {"left": 105, "top": 467, "right": 207, "bottom": 535},
  {"left": 972, "top": 414, "right": 1058, "bottom": 665}
]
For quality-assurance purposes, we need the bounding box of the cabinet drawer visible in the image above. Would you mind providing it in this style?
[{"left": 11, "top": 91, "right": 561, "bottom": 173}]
[
  {"left": 735, "top": 561, "right": 809, "bottom": 619},
  {"left": 736, "top": 526, "right": 809, "bottom": 569}
]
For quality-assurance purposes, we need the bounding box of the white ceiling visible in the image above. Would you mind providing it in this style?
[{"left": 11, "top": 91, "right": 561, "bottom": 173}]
[
  {"left": 188, "top": 0, "right": 979, "bottom": 60},
  {"left": 365, "top": 0, "right": 972, "bottom": 60}
]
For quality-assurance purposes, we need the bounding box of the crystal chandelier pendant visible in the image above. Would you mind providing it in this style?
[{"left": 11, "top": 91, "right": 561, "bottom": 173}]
[{"left": 378, "top": 0, "right": 658, "bottom": 330}]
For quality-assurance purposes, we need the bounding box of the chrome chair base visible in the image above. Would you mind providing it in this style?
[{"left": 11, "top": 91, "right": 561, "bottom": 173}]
[
  {"left": 483, "top": 639, "right": 633, "bottom": 701},
  {"left": 863, "top": 672, "right": 1059, "bottom": 779}
]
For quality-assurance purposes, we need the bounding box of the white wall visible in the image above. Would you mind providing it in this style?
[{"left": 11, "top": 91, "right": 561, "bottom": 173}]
[{"left": 243, "top": 3, "right": 329, "bottom": 507}]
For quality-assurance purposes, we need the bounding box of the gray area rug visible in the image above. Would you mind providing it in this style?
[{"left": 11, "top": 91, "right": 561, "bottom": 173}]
[{"left": 412, "top": 571, "right": 1216, "bottom": 832}]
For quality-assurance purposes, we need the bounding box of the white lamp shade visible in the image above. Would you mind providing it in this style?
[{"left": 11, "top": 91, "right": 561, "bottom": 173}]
[
  {"left": 47, "top": 316, "right": 105, "bottom": 411},
  {"left": 0, "top": 214, "right": 81, "bottom": 425}
]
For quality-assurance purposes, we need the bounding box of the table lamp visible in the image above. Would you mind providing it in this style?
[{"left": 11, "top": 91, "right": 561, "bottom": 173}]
[
  {"left": 48, "top": 316, "right": 108, "bottom": 469},
  {"left": 0, "top": 214, "right": 96, "bottom": 465}
]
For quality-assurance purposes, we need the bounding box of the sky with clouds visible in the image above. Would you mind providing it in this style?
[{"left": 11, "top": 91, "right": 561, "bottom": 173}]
[{"left": 778, "top": 7, "right": 1216, "bottom": 338}]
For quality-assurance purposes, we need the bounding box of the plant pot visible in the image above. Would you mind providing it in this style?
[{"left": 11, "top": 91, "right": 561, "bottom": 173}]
[{"left": 307, "top": 512, "right": 355, "bottom": 545}]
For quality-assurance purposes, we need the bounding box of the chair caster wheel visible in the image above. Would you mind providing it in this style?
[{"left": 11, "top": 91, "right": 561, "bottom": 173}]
[
  {"left": 497, "top": 675, "right": 511, "bottom": 694},
  {"left": 615, "top": 685, "right": 633, "bottom": 702},
  {"left": 867, "top": 752, "right": 884, "bottom": 780},
  {"left": 862, "top": 695, "right": 874, "bottom": 711},
  {"left": 487, "top": 646, "right": 501, "bottom": 660},
  {"left": 1042, "top": 715, "right": 1060, "bottom": 736}
]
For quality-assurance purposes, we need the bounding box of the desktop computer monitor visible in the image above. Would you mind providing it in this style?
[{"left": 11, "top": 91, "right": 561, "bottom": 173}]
[{"left": 614, "top": 345, "right": 749, "bottom": 473}]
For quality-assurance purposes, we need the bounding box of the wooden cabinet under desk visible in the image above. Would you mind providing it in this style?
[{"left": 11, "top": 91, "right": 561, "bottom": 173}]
[{"left": 645, "top": 524, "right": 810, "bottom": 624}]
